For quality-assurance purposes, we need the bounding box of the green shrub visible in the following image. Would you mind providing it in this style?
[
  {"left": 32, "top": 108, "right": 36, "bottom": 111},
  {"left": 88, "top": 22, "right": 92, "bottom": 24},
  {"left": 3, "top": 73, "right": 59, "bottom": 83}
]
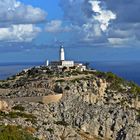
[
  {"left": 25, "top": 118, "right": 37, "bottom": 124},
  {"left": 0, "top": 111, "right": 37, "bottom": 124},
  {"left": 47, "top": 128, "right": 54, "bottom": 133},
  {"left": 55, "top": 121, "right": 69, "bottom": 127},
  {"left": 9, "top": 112, "right": 36, "bottom": 119},
  {"left": 94, "top": 71, "right": 106, "bottom": 78},
  {"left": 65, "top": 86, "right": 70, "bottom": 90},
  {"left": 0, "top": 82, "right": 10, "bottom": 88},
  {"left": 55, "top": 79, "right": 65, "bottom": 83},
  {"left": 0, "top": 111, "right": 36, "bottom": 120},
  {"left": 38, "top": 101, "right": 44, "bottom": 104},
  {"left": 129, "top": 82, "right": 140, "bottom": 96},
  {"left": 137, "top": 110, "right": 140, "bottom": 123},
  {"left": 0, "top": 125, "right": 38, "bottom": 140},
  {"left": 95, "top": 71, "right": 140, "bottom": 95},
  {"left": 12, "top": 105, "right": 25, "bottom": 111}
]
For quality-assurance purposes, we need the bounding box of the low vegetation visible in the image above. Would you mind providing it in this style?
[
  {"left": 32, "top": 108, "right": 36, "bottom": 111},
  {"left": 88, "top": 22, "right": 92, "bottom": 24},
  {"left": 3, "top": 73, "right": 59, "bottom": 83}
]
[
  {"left": 0, "top": 110, "right": 36, "bottom": 120},
  {"left": 0, "top": 66, "right": 140, "bottom": 99},
  {"left": 128, "top": 82, "right": 140, "bottom": 96},
  {"left": 95, "top": 71, "right": 127, "bottom": 90},
  {"left": 95, "top": 71, "right": 140, "bottom": 98},
  {"left": 0, "top": 125, "right": 38, "bottom": 140},
  {"left": 0, "top": 82, "right": 10, "bottom": 89},
  {"left": 12, "top": 105, "right": 25, "bottom": 111},
  {"left": 55, "top": 121, "right": 69, "bottom": 127},
  {"left": 46, "top": 128, "right": 54, "bottom": 133},
  {"left": 25, "top": 126, "right": 37, "bottom": 134},
  {"left": 55, "top": 79, "right": 65, "bottom": 83}
]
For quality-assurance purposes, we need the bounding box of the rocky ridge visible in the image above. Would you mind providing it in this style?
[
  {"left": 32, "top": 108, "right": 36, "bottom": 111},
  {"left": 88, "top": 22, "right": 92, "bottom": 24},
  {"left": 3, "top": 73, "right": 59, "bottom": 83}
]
[{"left": 0, "top": 66, "right": 140, "bottom": 140}]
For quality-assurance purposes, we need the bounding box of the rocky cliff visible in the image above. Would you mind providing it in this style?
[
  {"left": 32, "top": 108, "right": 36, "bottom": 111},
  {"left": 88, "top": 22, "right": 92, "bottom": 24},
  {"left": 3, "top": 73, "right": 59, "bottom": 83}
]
[{"left": 0, "top": 67, "right": 140, "bottom": 140}]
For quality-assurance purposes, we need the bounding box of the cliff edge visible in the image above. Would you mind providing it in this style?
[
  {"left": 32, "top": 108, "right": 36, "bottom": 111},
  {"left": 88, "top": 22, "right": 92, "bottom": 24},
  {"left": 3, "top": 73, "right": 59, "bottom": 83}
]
[{"left": 0, "top": 66, "right": 140, "bottom": 140}]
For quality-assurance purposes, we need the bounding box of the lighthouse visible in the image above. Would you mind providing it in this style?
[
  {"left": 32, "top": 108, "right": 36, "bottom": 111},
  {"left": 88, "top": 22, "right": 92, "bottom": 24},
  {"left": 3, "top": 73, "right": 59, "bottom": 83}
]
[
  {"left": 50, "top": 45, "right": 86, "bottom": 70},
  {"left": 48, "top": 45, "right": 86, "bottom": 71},
  {"left": 60, "top": 46, "right": 65, "bottom": 61}
]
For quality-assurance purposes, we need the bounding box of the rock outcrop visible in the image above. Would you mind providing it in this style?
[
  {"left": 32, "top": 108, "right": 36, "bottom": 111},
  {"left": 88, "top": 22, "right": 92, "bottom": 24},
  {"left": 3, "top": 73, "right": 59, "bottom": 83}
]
[
  {"left": 0, "top": 67, "right": 140, "bottom": 140},
  {"left": 0, "top": 100, "right": 9, "bottom": 111}
]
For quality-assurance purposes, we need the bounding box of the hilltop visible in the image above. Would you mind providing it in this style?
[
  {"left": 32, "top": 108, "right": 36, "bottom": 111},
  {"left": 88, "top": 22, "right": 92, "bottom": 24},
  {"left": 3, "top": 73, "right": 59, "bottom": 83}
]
[{"left": 0, "top": 66, "right": 140, "bottom": 140}]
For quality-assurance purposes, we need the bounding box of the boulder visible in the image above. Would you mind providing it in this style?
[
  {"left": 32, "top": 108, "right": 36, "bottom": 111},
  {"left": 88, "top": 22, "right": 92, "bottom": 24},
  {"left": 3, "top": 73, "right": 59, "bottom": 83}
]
[{"left": 0, "top": 100, "right": 9, "bottom": 110}]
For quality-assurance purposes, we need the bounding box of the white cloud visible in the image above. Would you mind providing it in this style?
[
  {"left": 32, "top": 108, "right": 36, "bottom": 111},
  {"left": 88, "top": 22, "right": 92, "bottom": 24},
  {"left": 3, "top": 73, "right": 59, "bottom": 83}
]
[
  {"left": 108, "top": 28, "right": 133, "bottom": 39},
  {"left": 59, "top": 0, "right": 116, "bottom": 44},
  {"left": 0, "top": 0, "right": 46, "bottom": 42},
  {"left": 0, "top": 24, "right": 41, "bottom": 42},
  {"left": 107, "top": 23, "right": 140, "bottom": 46},
  {"left": 45, "top": 20, "right": 71, "bottom": 33},
  {"left": 108, "top": 37, "right": 135, "bottom": 45},
  {"left": 59, "top": 0, "right": 140, "bottom": 47},
  {"left": 88, "top": 0, "right": 116, "bottom": 32},
  {"left": 0, "top": 0, "right": 46, "bottom": 26},
  {"left": 82, "top": 22, "right": 102, "bottom": 38}
]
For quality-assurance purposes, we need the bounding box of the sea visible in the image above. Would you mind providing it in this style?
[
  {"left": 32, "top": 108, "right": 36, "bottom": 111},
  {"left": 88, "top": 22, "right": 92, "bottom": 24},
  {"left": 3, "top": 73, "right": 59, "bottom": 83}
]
[{"left": 0, "top": 61, "right": 140, "bottom": 85}]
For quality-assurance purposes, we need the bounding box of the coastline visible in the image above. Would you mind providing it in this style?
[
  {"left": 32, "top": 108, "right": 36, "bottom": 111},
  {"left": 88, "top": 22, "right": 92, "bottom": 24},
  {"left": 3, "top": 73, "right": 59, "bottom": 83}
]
[{"left": 1, "top": 61, "right": 140, "bottom": 85}]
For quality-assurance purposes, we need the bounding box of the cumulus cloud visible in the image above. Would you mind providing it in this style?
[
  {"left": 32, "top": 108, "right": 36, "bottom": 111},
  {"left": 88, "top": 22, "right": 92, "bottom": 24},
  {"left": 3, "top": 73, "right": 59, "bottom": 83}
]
[
  {"left": 0, "top": 24, "right": 41, "bottom": 42},
  {"left": 104, "top": 0, "right": 140, "bottom": 46},
  {"left": 45, "top": 20, "right": 71, "bottom": 33},
  {"left": 0, "top": 0, "right": 46, "bottom": 26},
  {"left": 59, "top": 0, "right": 116, "bottom": 44},
  {"left": 59, "top": 0, "right": 140, "bottom": 47},
  {"left": 88, "top": 0, "right": 116, "bottom": 31},
  {"left": 0, "top": 0, "right": 46, "bottom": 42}
]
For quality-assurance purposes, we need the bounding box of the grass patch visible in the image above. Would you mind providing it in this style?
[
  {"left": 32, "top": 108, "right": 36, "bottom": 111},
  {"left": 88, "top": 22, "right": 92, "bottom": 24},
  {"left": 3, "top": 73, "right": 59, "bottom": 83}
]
[
  {"left": 0, "top": 125, "right": 38, "bottom": 140},
  {"left": 9, "top": 112, "right": 36, "bottom": 119},
  {"left": 0, "top": 111, "right": 37, "bottom": 124}
]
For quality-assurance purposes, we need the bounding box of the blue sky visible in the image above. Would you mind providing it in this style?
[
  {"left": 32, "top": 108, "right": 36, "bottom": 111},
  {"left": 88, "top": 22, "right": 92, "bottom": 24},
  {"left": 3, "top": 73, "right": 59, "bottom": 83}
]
[{"left": 0, "top": 0, "right": 140, "bottom": 62}]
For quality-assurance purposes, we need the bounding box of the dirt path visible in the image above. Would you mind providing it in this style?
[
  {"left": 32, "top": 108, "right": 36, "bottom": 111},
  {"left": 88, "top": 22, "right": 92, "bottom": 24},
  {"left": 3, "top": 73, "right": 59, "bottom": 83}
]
[
  {"left": 54, "top": 74, "right": 91, "bottom": 81},
  {"left": 4, "top": 94, "right": 63, "bottom": 104}
]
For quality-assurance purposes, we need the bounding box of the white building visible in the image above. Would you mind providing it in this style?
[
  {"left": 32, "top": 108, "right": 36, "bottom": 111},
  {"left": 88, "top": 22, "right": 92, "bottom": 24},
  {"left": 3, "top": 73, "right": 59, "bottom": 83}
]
[
  {"left": 49, "top": 46, "right": 74, "bottom": 68},
  {"left": 48, "top": 46, "right": 86, "bottom": 71},
  {"left": 60, "top": 46, "right": 65, "bottom": 61},
  {"left": 46, "top": 60, "right": 49, "bottom": 66},
  {"left": 75, "top": 63, "right": 86, "bottom": 71}
]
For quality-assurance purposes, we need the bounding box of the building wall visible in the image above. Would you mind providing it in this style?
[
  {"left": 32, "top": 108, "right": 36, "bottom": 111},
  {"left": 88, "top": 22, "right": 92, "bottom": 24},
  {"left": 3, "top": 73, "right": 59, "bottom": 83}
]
[
  {"left": 50, "top": 61, "right": 74, "bottom": 68},
  {"left": 50, "top": 61, "right": 61, "bottom": 66},
  {"left": 62, "top": 61, "right": 74, "bottom": 67}
]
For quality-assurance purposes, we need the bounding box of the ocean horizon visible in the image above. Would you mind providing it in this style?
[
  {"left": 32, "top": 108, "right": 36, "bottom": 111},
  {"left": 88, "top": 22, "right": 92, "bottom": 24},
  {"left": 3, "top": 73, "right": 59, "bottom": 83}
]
[{"left": 0, "top": 61, "right": 140, "bottom": 85}]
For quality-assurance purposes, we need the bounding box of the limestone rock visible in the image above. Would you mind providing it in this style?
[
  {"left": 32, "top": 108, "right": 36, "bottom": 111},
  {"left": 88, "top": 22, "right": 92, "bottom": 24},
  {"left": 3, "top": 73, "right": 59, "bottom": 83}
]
[
  {"left": 0, "top": 100, "right": 9, "bottom": 111},
  {"left": 0, "top": 68, "right": 140, "bottom": 140}
]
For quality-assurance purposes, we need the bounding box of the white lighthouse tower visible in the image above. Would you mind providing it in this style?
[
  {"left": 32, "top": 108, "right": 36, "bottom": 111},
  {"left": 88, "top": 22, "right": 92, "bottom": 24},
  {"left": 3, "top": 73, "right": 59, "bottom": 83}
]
[{"left": 60, "top": 46, "right": 65, "bottom": 61}]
